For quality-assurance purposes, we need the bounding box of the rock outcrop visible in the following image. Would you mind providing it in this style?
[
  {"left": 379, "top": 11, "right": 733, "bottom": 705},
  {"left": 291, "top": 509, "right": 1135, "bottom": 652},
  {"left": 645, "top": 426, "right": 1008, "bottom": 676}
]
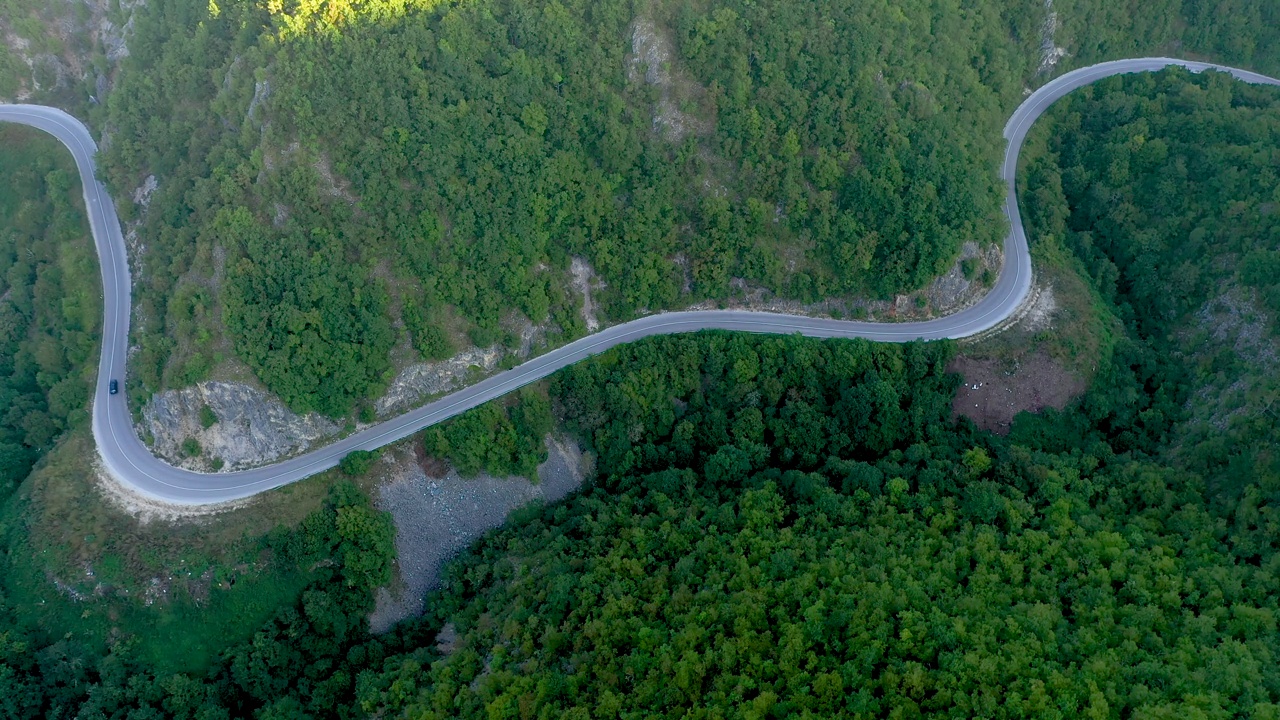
[
  {"left": 375, "top": 345, "right": 503, "bottom": 418},
  {"left": 141, "top": 381, "right": 340, "bottom": 471}
]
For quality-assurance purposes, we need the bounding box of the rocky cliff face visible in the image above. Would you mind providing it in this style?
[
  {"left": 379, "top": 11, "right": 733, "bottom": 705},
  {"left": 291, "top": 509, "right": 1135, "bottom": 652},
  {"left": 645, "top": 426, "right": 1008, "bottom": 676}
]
[
  {"left": 141, "top": 381, "right": 340, "bottom": 472},
  {"left": 375, "top": 345, "right": 503, "bottom": 418},
  {"left": 0, "top": 0, "right": 141, "bottom": 103},
  {"left": 137, "top": 343, "right": 511, "bottom": 471}
]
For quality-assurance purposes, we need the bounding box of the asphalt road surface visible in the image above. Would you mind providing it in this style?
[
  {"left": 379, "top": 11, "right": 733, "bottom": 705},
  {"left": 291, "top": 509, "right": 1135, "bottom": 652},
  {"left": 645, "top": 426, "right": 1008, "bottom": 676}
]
[{"left": 2, "top": 58, "right": 1277, "bottom": 505}]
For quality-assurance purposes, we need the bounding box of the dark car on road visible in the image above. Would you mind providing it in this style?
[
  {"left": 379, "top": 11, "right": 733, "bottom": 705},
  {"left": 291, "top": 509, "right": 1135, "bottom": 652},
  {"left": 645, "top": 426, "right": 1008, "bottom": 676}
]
[{"left": 109, "top": 379, "right": 118, "bottom": 395}]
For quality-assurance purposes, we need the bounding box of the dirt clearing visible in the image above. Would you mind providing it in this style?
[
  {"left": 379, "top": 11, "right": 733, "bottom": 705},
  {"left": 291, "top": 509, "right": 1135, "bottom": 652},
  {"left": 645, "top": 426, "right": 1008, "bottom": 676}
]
[{"left": 949, "top": 352, "right": 1085, "bottom": 433}]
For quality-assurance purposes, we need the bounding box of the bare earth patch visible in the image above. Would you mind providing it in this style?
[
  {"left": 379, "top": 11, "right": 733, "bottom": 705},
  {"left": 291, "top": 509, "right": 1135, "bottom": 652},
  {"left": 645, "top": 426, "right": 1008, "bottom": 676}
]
[
  {"left": 368, "top": 435, "right": 593, "bottom": 633},
  {"left": 92, "top": 456, "right": 253, "bottom": 524},
  {"left": 570, "top": 256, "right": 601, "bottom": 332},
  {"left": 949, "top": 352, "right": 1085, "bottom": 433}
]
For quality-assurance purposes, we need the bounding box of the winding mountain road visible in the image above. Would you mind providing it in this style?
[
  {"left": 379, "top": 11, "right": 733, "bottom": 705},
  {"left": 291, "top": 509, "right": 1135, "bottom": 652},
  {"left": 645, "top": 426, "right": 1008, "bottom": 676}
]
[{"left": 2, "top": 58, "right": 1277, "bottom": 505}]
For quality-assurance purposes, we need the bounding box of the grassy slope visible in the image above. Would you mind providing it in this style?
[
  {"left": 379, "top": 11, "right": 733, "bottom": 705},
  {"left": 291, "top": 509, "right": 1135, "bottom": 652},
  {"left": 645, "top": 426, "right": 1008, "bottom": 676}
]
[
  {"left": 0, "top": 121, "right": 330, "bottom": 677},
  {"left": 0, "top": 425, "right": 373, "bottom": 673},
  {"left": 961, "top": 115, "right": 1123, "bottom": 379}
]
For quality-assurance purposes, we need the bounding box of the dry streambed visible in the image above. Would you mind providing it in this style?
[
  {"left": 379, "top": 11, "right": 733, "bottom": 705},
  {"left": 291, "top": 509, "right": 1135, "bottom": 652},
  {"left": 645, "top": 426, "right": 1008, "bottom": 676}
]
[{"left": 369, "top": 435, "right": 592, "bottom": 632}]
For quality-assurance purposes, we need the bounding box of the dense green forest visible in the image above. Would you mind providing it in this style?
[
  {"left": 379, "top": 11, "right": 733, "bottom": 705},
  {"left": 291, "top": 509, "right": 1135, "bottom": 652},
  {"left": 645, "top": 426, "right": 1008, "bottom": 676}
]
[
  {"left": 0, "top": 479, "right": 400, "bottom": 717},
  {"left": 88, "top": 0, "right": 1280, "bottom": 415},
  {"left": 1015, "top": 67, "right": 1280, "bottom": 503},
  {"left": 3, "top": 319, "right": 1280, "bottom": 716},
  {"left": 5, "top": 7, "right": 1280, "bottom": 719},
  {"left": 423, "top": 385, "right": 553, "bottom": 478},
  {"left": 0, "top": 126, "right": 99, "bottom": 499},
  {"left": 380, "top": 357, "right": 1280, "bottom": 718},
  {"left": 4, "top": 66, "right": 1280, "bottom": 712}
]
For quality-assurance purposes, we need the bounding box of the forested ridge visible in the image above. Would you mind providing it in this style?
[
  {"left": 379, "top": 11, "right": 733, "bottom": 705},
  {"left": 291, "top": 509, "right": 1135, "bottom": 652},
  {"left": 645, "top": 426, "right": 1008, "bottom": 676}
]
[
  {"left": 1016, "top": 67, "right": 1280, "bottom": 502},
  {"left": 5, "top": 328, "right": 1280, "bottom": 716},
  {"left": 3, "top": 68, "right": 1280, "bottom": 715},
  {"left": 89, "top": 0, "right": 1280, "bottom": 415},
  {"left": 6, "top": 3, "right": 1280, "bottom": 717},
  {"left": 0, "top": 126, "right": 99, "bottom": 499}
]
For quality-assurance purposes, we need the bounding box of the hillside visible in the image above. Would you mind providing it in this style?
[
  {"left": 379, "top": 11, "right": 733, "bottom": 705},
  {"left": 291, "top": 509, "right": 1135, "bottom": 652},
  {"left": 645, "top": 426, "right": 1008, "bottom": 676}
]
[
  {"left": 1, "top": 67, "right": 1279, "bottom": 716},
  {"left": 0, "top": 126, "right": 99, "bottom": 498},
  {"left": 85, "top": 0, "right": 1279, "bottom": 420}
]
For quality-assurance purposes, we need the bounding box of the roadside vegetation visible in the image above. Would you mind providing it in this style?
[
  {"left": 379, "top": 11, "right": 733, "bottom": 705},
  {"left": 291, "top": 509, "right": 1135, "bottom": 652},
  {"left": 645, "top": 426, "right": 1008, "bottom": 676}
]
[
  {"left": 424, "top": 385, "right": 553, "bottom": 479},
  {"left": 88, "top": 0, "right": 1280, "bottom": 417},
  {"left": 3, "top": 317, "right": 1279, "bottom": 715},
  {"left": 0, "top": 126, "right": 100, "bottom": 499},
  {"left": 3, "top": 5, "right": 1280, "bottom": 719},
  {"left": 2, "top": 63, "right": 1277, "bottom": 719},
  {"left": 1015, "top": 66, "right": 1280, "bottom": 509},
  {"left": 970, "top": 104, "right": 1126, "bottom": 379},
  {"left": 367, "top": 336, "right": 1280, "bottom": 717},
  {"left": 0, "top": 426, "right": 385, "bottom": 674}
]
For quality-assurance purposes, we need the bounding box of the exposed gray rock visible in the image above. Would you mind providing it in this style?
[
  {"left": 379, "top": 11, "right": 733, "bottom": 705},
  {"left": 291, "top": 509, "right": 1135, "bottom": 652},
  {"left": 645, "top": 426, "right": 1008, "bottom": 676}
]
[
  {"left": 1022, "top": 284, "right": 1057, "bottom": 332},
  {"left": 1037, "top": 0, "right": 1069, "bottom": 76},
  {"left": 29, "top": 54, "right": 69, "bottom": 92},
  {"left": 1184, "top": 286, "right": 1279, "bottom": 431},
  {"left": 98, "top": 0, "right": 140, "bottom": 64},
  {"left": 925, "top": 240, "right": 1001, "bottom": 314},
  {"left": 627, "top": 16, "right": 711, "bottom": 142},
  {"left": 2, "top": 0, "right": 142, "bottom": 102},
  {"left": 570, "top": 256, "right": 601, "bottom": 332},
  {"left": 131, "top": 175, "right": 157, "bottom": 210},
  {"left": 368, "top": 436, "right": 591, "bottom": 633},
  {"left": 246, "top": 78, "right": 270, "bottom": 123},
  {"left": 376, "top": 345, "right": 503, "bottom": 418},
  {"left": 141, "top": 381, "right": 340, "bottom": 471}
]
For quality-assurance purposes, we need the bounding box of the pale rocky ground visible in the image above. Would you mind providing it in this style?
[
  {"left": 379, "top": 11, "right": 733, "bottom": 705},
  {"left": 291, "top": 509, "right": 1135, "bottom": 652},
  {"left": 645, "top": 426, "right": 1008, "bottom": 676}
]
[
  {"left": 141, "top": 381, "right": 340, "bottom": 471},
  {"left": 627, "top": 15, "right": 711, "bottom": 143},
  {"left": 1037, "top": 0, "right": 1069, "bottom": 77},
  {"left": 376, "top": 344, "right": 504, "bottom": 418},
  {"left": 1182, "top": 286, "right": 1279, "bottom": 431},
  {"left": 93, "top": 454, "right": 253, "bottom": 524},
  {"left": 369, "top": 435, "right": 592, "bottom": 633},
  {"left": 925, "top": 242, "right": 1004, "bottom": 315},
  {"left": 685, "top": 240, "right": 1003, "bottom": 321},
  {"left": 1020, "top": 284, "right": 1057, "bottom": 332},
  {"left": 570, "top": 256, "right": 601, "bottom": 332},
  {"left": 139, "top": 335, "right": 521, "bottom": 472},
  {"left": 0, "top": 0, "right": 140, "bottom": 102}
]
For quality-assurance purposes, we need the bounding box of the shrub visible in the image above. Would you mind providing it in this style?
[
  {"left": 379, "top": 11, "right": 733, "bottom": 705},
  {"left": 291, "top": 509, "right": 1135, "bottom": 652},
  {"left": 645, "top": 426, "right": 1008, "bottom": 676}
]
[{"left": 339, "top": 449, "right": 380, "bottom": 477}]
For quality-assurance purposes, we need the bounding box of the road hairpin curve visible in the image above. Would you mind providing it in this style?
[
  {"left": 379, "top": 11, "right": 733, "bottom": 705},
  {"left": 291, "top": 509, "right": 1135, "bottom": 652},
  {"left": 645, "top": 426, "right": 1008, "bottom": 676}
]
[{"left": 2, "top": 58, "right": 1277, "bottom": 504}]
